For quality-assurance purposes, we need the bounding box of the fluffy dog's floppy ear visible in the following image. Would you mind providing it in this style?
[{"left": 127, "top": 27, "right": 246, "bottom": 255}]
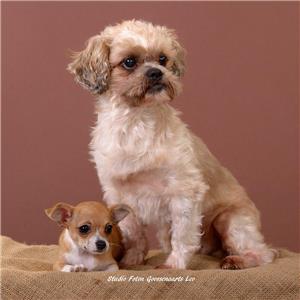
[
  {"left": 67, "top": 35, "right": 110, "bottom": 94},
  {"left": 45, "top": 202, "right": 74, "bottom": 227},
  {"left": 172, "top": 39, "right": 186, "bottom": 77},
  {"left": 167, "top": 30, "right": 186, "bottom": 77}
]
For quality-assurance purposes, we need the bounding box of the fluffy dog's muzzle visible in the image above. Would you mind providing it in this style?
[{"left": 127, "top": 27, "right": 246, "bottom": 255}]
[{"left": 145, "top": 67, "right": 167, "bottom": 94}]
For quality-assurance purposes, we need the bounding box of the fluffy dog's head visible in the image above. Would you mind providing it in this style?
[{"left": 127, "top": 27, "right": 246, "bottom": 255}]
[{"left": 68, "top": 20, "right": 185, "bottom": 106}]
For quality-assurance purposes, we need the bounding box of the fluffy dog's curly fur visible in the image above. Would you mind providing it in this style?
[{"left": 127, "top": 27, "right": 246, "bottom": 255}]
[{"left": 68, "top": 20, "right": 276, "bottom": 269}]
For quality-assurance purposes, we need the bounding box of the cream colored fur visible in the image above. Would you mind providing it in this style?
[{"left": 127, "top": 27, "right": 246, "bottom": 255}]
[{"left": 68, "top": 20, "right": 276, "bottom": 269}]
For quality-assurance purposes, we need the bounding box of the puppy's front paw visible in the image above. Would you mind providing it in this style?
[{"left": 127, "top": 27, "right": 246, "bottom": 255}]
[
  {"left": 120, "top": 248, "right": 145, "bottom": 267},
  {"left": 105, "top": 264, "right": 119, "bottom": 272},
  {"left": 61, "top": 264, "right": 87, "bottom": 272}
]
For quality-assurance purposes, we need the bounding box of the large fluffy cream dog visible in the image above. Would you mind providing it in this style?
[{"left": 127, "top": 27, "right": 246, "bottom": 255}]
[{"left": 68, "top": 20, "right": 276, "bottom": 269}]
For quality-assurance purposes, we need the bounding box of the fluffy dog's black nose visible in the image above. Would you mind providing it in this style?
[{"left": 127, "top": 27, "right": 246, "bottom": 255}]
[
  {"left": 146, "top": 68, "right": 163, "bottom": 81},
  {"left": 96, "top": 240, "right": 106, "bottom": 251}
]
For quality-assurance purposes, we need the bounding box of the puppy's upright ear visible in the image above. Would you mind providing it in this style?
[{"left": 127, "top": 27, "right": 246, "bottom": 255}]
[
  {"left": 45, "top": 202, "right": 74, "bottom": 227},
  {"left": 110, "top": 204, "right": 132, "bottom": 224},
  {"left": 67, "top": 34, "right": 110, "bottom": 94}
]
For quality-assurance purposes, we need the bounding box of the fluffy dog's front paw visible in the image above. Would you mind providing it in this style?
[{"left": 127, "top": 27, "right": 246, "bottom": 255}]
[
  {"left": 155, "top": 264, "right": 172, "bottom": 269},
  {"left": 164, "top": 252, "right": 187, "bottom": 269},
  {"left": 120, "top": 248, "right": 145, "bottom": 267},
  {"left": 61, "top": 264, "right": 87, "bottom": 272}
]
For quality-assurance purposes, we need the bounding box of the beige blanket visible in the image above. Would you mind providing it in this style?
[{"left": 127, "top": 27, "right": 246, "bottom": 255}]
[{"left": 1, "top": 236, "right": 299, "bottom": 299}]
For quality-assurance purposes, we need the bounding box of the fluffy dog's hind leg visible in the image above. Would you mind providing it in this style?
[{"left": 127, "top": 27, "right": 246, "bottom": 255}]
[
  {"left": 157, "top": 222, "right": 172, "bottom": 253},
  {"left": 213, "top": 207, "right": 277, "bottom": 270}
]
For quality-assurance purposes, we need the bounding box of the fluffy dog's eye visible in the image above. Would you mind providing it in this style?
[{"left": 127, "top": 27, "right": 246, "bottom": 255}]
[
  {"left": 105, "top": 223, "right": 113, "bottom": 234},
  {"left": 79, "top": 225, "right": 90, "bottom": 234},
  {"left": 122, "top": 57, "right": 137, "bottom": 70},
  {"left": 159, "top": 54, "right": 168, "bottom": 66}
]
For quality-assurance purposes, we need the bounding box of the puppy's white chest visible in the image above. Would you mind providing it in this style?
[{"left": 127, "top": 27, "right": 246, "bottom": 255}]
[
  {"left": 63, "top": 230, "right": 106, "bottom": 271},
  {"left": 64, "top": 250, "right": 97, "bottom": 271}
]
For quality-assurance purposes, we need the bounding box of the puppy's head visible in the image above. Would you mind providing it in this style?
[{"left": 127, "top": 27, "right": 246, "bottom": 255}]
[
  {"left": 45, "top": 201, "right": 130, "bottom": 255},
  {"left": 68, "top": 20, "right": 185, "bottom": 106}
]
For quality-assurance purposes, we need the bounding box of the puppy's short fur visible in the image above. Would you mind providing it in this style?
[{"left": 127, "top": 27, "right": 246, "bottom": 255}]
[
  {"left": 68, "top": 20, "right": 276, "bottom": 269},
  {"left": 46, "top": 201, "right": 130, "bottom": 272}
]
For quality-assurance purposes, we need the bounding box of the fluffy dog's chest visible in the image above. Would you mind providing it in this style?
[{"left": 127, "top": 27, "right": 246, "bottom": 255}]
[
  {"left": 90, "top": 103, "right": 174, "bottom": 178},
  {"left": 90, "top": 101, "right": 205, "bottom": 224}
]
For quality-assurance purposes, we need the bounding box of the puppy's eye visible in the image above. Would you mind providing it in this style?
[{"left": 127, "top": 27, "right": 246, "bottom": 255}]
[
  {"left": 105, "top": 223, "right": 113, "bottom": 234},
  {"left": 78, "top": 225, "right": 90, "bottom": 234},
  {"left": 122, "top": 57, "right": 137, "bottom": 70},
  {"left": 159, "top": 54, "right": 168, "bottom": 66}
]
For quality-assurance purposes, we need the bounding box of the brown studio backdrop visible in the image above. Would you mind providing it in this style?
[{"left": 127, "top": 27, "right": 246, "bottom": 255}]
[{"left": 2, "top": 2, "right": 299, "bottom": 251}]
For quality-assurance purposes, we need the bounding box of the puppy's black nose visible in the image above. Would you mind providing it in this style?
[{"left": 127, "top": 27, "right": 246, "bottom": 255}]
[
  {"left": 96, "top": 240, "right": 106, "bottom": 251},
  {"left": 146, "top": 68, "right": 163, "bottom": 81}
]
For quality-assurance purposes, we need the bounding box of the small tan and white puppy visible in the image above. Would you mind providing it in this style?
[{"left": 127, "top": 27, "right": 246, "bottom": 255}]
[
  {"left": 46, "top": 201, "right": 130, "bottom": 272},
  {"left": 68, "top": 20, "right": 276, "bottom": 270}
]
